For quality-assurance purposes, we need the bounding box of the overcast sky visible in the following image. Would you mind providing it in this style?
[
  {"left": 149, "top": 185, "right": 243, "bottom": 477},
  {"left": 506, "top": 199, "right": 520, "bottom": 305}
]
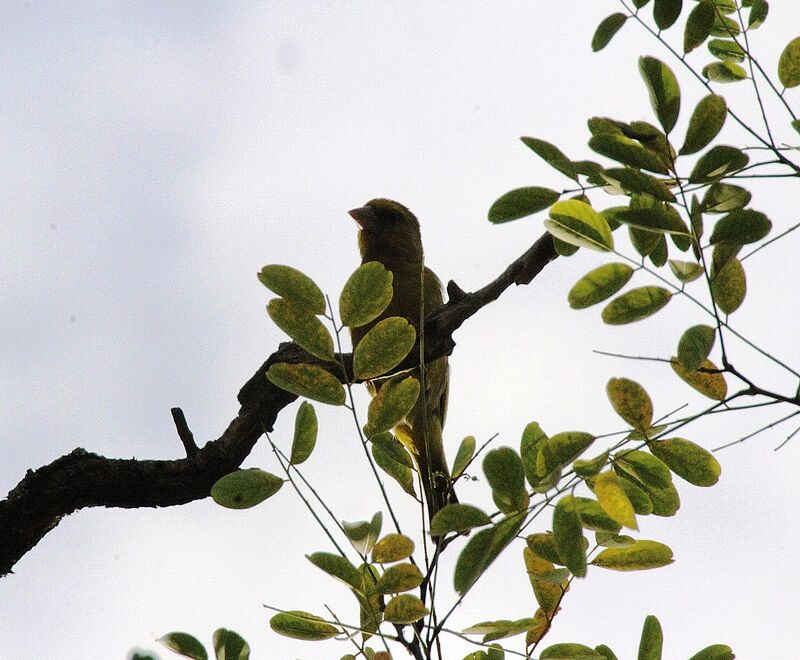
[{"left": 3, "top": 2, "right": 800, "bottom": 658}]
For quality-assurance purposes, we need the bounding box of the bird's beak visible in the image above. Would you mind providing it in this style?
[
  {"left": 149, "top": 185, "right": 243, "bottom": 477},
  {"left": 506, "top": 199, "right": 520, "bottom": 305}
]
[{"left": 348, "top": 205, "right": 378, "bottom": 231}]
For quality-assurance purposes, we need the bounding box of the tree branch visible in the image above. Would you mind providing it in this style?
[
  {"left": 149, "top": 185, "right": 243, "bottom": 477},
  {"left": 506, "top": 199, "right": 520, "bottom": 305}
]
[{"left": 0, "top": 231, "right": 557, "bottom": 576}]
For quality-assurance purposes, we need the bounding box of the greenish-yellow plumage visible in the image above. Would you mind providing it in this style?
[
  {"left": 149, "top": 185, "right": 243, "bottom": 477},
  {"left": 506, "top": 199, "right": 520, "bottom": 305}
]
[{"left": 348, "top": 198, "right": 456, "bottom": 521}]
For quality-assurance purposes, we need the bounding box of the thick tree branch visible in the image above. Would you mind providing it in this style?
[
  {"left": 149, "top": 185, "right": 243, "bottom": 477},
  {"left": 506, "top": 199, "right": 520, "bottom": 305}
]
[{"left": 0, "top": 232, "right": 557, "bottom": 576}]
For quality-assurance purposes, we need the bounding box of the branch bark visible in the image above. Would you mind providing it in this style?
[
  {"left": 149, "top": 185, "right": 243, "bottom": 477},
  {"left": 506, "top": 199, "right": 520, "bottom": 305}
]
[{"left": 0, "top": 231, "right": 557, "bottom": 576}]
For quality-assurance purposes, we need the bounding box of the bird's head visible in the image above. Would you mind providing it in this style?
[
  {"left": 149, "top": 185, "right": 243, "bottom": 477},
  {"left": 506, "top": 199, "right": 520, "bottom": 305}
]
[{"left": 349, "top": 198, "right": 423, "bottom": 266}]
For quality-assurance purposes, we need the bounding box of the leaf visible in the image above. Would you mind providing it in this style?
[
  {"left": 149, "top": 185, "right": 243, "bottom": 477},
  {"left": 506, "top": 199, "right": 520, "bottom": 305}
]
[
  {"left": 653, "top": 0, "right": 683, "bottom": 31},
  {"left": 553, "top": 496, "right": 587, "bottom": 577},
  {"left": 574, "top": 497, "right": 622, "bottom": 533},
  {"left": 596, "top": 645, "right": 621, "bottom": 660},
  {"left": 594, "top": 471, "right": 637, "bottom": 530},
  {"left": 573, "top": 451, "right": 609, "bottom": 478},
  {"left": 353, "top": 317, "right": 416, "bottom": 380},
  {"left": 211, "top": 469, "right": 283, "bottom": 509},
  {"left": 639, "top": 56, "right": 681, "bottom": 133},
  {"left": 703, "top": 61, "right": 748, "bottom": 82},
  {"left": 371, "top": 433, "right": 416, "bottom": 497},
  {"left": 464, "top": 617, "right": 538, "bottom": 644},
  {"left": 638, "top": 615, "right": 664, "bottom": 660},
  {"left": 613, "top": 476, "right": 654, "bottom": 515},
  {"left": 778, "top": 37, "right": 800, "bottom": 87},
  {"left": 267, "top": 298, "right": 334, "bottom": 361},
  {"left": 710, "top": 12, "right": 740, "bottom": 37},
  {"left": 267, "top": 362, "right": 346, "bottom": 405},
  {"left": 488, "top": 187, "right": 561, "bottom": 223},
  {"left": 526, "top": 532, "right": 562, "bottom": 564},
  {"left": 452, "top": 435, "right": 476, "bottom": 479},
  {"left": 607, "top": 378, "right": 653, "bottom": 431},
  {"left": 680, "top": 94, "right": 727, "bottom": 155},
  {"left": 520, "top": 421, "right": 548, "bottom": 487},
  {"left": 684, "top": 0, "right": 715, "bottom": 53},
  {"left": 339, "top": 262, "right": 393, "bottom": 328},
  {"left": 615, "top": 450, "right": 672, "bottom": 489},
  {"left": 668, "top": 259, "right": 704, "bottom": 282},
  {"left": 375, "top": 563, "right": 423, "bottom": 594},
  {"left": 540, "top": 643, "right": 604, "bottom": 658},
  {"left": 158, "top": 633, "right": 208, "bottom": 660},
  {"left": 307, "top": 552, "right": 361, "bottom": 590},
  {"left": 454, "top": 514, "right": 524, "bottom": 593},
  {"left": 521, "top": 137, "right": 578, "bottom": 181},
  {"left": 342, "top": 512, "right": 382, "bottom": 555},
  {"left": 484, "top": 447, "right": 530, "bottom": 514},
  {"left": 258, "top": 265, "right": 325, "bottom": 314},
  {"left": 711, "top": 256, "right": 746, "bottom": 314},
  {"left": 364, "top": 376, "right": 420, "bottom": 437},
  {"left": 372, "top": 533, "right": 415, "bottom": 563},
  {"left": 269, "top": 611, "right": 339, "bottom": 641},
  {"left": 544, "top": 199, "right": 614, "bottom": 252},
  {"left": 593, "top": 13, "right": 628, "bottom": 51},
  {"left": 671, "top": 357, "right": 728, "bottom": 400},
  {"left": 616, "top": 206, "right": 689, "bottom": 237},
  {"left": 649, "top": 437, "right": 721, "bottom": 486},
  {"left": 601, "top": 167, "right": 676, "bottom": 201},
  {"left": 430, "top": 503, "right": 492, "bottom": 536},
  {"left": 701, "top": 182, "right": 751, "bottom": 213},
  {"left": 677, "top": 325, "right": 716, "bottom": 371},
  {"left": 540, "top": 431, "right": 596, "bottom": 474},
  {"left": 524, "top": 549, "right": 567, "bottom": 614},
  {"left": 290, "top": 401, "right": 317, "bottom": 465},
  {"left": 602, "top": 287, "right": 673, "bottom": 324},
  {"left": 589, "top": 133, "right": 670, "bottom": 174},
  {"left": 688, "top": 145, "right": 749, "bottom": 183},
  {"left": 689, "top": 644, "right": 735, "bottom": 660},
  {"left": 212, "top": 628, "right": 250, "bottom": 660},
  {"left": 709, "top": 209, "right": 771, "bottom": 245},
  {"left": 592, "top": 540, "right": 674, "bottom": 570},
  {"left": 645, "top": 481, "right": 682, "bottom": 517},
  {"left": 747, "top": 0, "right": 768, "bottom": 30},
  {"left": 708, "top": 38, "right": 745, "bottom": 62}
]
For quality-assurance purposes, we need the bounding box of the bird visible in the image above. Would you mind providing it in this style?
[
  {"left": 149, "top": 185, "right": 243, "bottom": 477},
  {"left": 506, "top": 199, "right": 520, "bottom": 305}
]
[{"left": 348, "top": 198, "right": 456, "bottom": 522}]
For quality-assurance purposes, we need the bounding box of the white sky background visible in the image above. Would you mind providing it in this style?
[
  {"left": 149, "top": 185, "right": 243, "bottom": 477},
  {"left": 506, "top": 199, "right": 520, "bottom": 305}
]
[{"left": 2, "top": 2, "right": 800, "bottom": 658}]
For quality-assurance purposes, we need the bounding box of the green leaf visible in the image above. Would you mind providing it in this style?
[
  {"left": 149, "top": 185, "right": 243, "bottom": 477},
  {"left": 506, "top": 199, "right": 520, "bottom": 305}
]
[
  {"left": 701, "top": 182, "right": 751, "bottom": 213},
  {"left": 574, "top": 451, "right": 609, "bottom": 478},
  {"left": 524, "top": 549, "right": 566, "bottom": 614},
  {"left": 364, "top": 376, "right": 420, "bottom": 436},
  {"left": 452, "top": 435, "right": 476, "bottom": 479},
  {"left": 677, "top": 325, "right": 716, "bottom": 371},
  {"left": 606, "top": 378, "right": 653, "bottom": 431},
  {"left": 520, "top": 421, "right": 548, "bottom": 488},
  {"left": 650, "top": 437, "right": 721, "bottom": 486},
  {"left": 521, "top": 137, "right": 578, "bottom": 181},
  {"left": 688, "top": 145, "right": 748, "bottom": 183},
  {"left": 671, "top": 357, "right": 728, "bottom": 400},
  {"left": 545, "top": 199, "right": 614, "bottom": 252},
  {"left": 553, "top": 496, "right": 587, "bottom": 577},
  {"left": 596, "top": 645, "right": 621, "bottom": 660},
  {"left": 668, "top": 259, "right": 704, "bottom": 282},
  {"left": 290, "top": 401, "right": 317, "bottom": 465},
  {"left": 574, "top": 497, "right": 622, "bottom": 533},
  {"left": 540, "top": 431, "right": 596, "bottom": 474},
  {"left": 653, "top": 0, "right": 683, "bottom": 31},
  {"left": 526, "top": 532, "right": 562, "bottom": 564},
  {"left": 307, "top": 552, "right": 361, "bottom": 590},
  {"left": 339, "top": 262, "right": 393, "bottom": 328},
  {"left": 464, "top": 617, "right": 538, "bottom": 643},
  {"left": 688, "top": 644, "right": 735, "bottom": 660},
  {"left": 684, "top": 1, "right": 715, "bottom": 53},
  {"left": 375, "top": 563, "right": 423, "bottom": 594},
  {"left": 747, "top": 0, "right": 768, "bottom": 30},
  {"left": 484, "top": 447, "right": 530, "bottom": 514},
  {"left": 267, "top": 298, "right": 334, "bottom": 361},
  {"left": 615, "top": 449, "right": 672, "bottom": 490},
  {"left": 614, "top": 476, "right": 654, "bottom": 515},
  {"left": 593, "top": 13, "right": 628, "bottom": 51},
  {"left": 269, "top": 611, "right": 339, "bottom": 641},
  {"left": 595, "top": 471, "right": 637, "bottom": 530},
  {"left": 703, "top": 61, "right": 747, "bottom": 82},
  {"left": 593, "top": 540, "right": 674, "bottom": 571},
  {"left": 778, "top": 37, "right": 800, "bottom": 87},
  {"left": 488, "top": 187, "right": 560, "bottom": 223},
  {"left": 709, "top": 209, "right": 771, "bottom": 245},
  {"left": 454, "top": 514, "right": 524, "bottom": 593},
  {"left": 680, "top": 94, "right": 727, "bottom": 155},
  {"left": 353, "top": 317, "right": 416, "bottom": 380},
  {"left": 158, "top": 632, "right": 208, "bottom": 660},
  {"left": 371, "top": 433, "right": 416, "bottom": 496},
  {"left": 615, "top": 207, "right": 690, "bottom": 236},
  {"left": 540, "top": 643, "right": 603, "bottom": 658},
  {"left": 258, "top": 264, "right": 325, "bottom": 315},
  {"left": 589, "top": 133, "right": 670, "bottom": 174},
  {"left": 710, "top": 12, "right": 740, "bottom": 37},
  {"left": 601, "top": 168, "right": 676, "bottom": 201},
  {"left": 793, "top": 119, "right": 800, "bottom": 136},
  {"left": 211, "top": 468, "right": 283, "bottom": 509},
  {"left": 371, "top": 532, "right": 415, "bottom": 563},
  {"left": 708, "top": 38, "right": 745, "bottom": 62},
  {"left": 711, "top": 256, "right": 746, "bottom": 314},
  {"left": 711, "top": 240, "right": 741, "bottom": 273},
  {"left": 212, "top": 628, "right": 250, "bottom": 660},
  {"left": 568, "top": 263, "right": 634, "bottom": 310},
  {"left": 638, "top": 615, "right": 664, "bottom": 660},
  {"left": 267, "top": 362, "right": 346, "bottom": 405},
  {"left": 602, "top": 287, "right": 672, "bottom": 324},
  {"left": 342, "top": 512, "right": 382, "bottom": 555},
  {"left": 430, "top": 503, "right": 492, "bottom": 536},
  {"left": 384, "top": 594, "right": 429, "bottom": 623},
  {"left": 639, "top": 56, "right": 681, "bottom": 133}
]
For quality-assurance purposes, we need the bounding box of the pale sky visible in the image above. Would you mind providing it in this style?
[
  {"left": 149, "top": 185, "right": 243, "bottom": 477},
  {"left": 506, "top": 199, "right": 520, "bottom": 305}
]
[{"left": 3, "top": 2, "right": 800, "bottom": 658}]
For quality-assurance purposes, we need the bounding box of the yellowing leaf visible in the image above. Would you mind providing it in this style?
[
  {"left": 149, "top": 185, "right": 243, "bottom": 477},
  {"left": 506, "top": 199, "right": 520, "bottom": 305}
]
[
  {"left": 649, "top": 437, "right": 721, "bottom": 486},
  {"left": 568, "top": 262, "right": 634, "bottom": 309},
  {"left": 342, "top": 512, "right": 382, "bottom": 555},
  {"left": 430, "top": 503, "right": 491, "bottom": 536},
  {"left": 267, "top": 362, "right": 346, "bottom": 406},
  {"left": 339, "top": 262, "right": 393, "bottom": 328},
  {"left": 353, "top": 317, "right": 416, "bottom": 380},
  {"left": 371, "top": 533, "right": 415, "bottom": 563},
  {"left": 211, "top": 468, "right": 283, "bottom": 509},
  {"left": 595, "top": 471, "right": 638, "bottom": 530},
  {"left": 258, "top": 264, "right": 325, "bottom": 314},
  {"left": 375, "top": 563, "right": 423, "bottom": 594},
  {"left": 526, "top": 532, "right": 562, "bottom": 565},
  {"left": 371, "top": 433, "right": 416, "bottom": 497},
  {"left": 711, "top": 256, "right": 746, "bottom": 314},
  {"left": 267, "top": 298, "right": 334, "bottom": 361},
  {"left": 574, "top": 497, "right": 622, "bottom": 533},
  {"left": 364, "top": 376, "right": 420, "bottom": 437},
  {"left": 290, "top": 401, "right": 317, "bottom": 465},
  {"left": 677, "top": 324, "right": 716, "bottom": 371},
  {"left": 606, "top": 377, "right": 654, "bottom": 431},
  {"left": 592, "top": 540, "right": 674, "bottom": 571},
  {"left": 269, "top": 610, "right": 339, "bottom": 641},
  {"left": 602, "top": 287, "right": 672, "bottom": 324},
  {"left": 778, "top": 36, "right": 800, "bottom": 88},
  {"left": 545, "top": 199, "right": 614, "bottom": 252}
]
